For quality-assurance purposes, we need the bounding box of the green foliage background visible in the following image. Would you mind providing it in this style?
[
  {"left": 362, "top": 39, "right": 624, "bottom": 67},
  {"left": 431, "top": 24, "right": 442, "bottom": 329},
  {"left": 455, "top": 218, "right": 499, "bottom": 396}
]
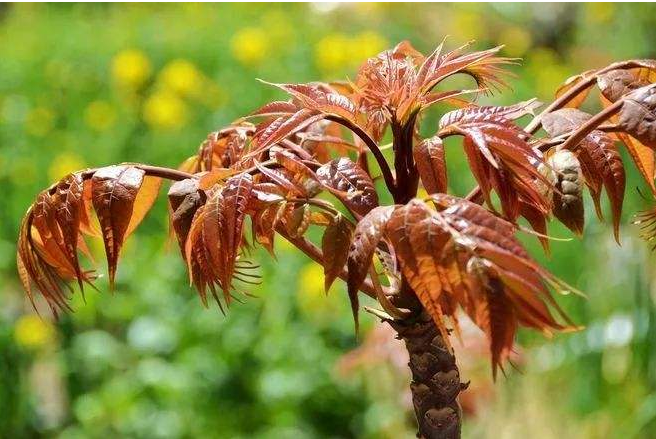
[{"left": 2, "top": 3, "right": 656, "bottom": 438}]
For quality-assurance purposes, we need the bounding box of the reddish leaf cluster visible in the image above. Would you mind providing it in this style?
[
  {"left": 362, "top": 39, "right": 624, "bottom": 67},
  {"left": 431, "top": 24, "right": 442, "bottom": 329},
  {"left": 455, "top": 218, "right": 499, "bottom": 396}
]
[
  {"left": 17, "top": 166, "right": 160, "bottom": 316},
  {"left": 16, "top": 39, "right": 656, "bottom": 377}
]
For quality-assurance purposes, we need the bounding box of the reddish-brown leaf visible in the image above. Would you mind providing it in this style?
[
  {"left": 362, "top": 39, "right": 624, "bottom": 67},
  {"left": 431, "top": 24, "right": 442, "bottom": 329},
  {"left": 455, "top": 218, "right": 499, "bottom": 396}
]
[
  {"left": 215, "top": 173, "right": 254, "bottom": 298},
  {"left": 254, "top": 108, "right": 325, "bottom": 150},
  {"left": 583, "top": 132, "right": 626, "bottom": 243},
  {"left": 618, "top": 84, "right": 656, "bottom": 150},
  {"left": 316, "top": 158, "right": 379, "bottom": 217},
  {"left": 168, "top": 178, "right": 204, "bottom": 259},
  {"left": 347, "top": 206, "right": 396, "bottom": 302},
  {"left": 597, "top": 69, "right": 649, "bottom": 103},
  {"left": 322, "top": 215, "right": 352, "bottom": 294},
  {"left": 91, "top": 165, "right": 149, "bottom": 287},
  {"left": 554, "top": 69, "right": 596, "bottom": 109},
  {"left": 414, "top": 136, "right": 448, "bottom": 194}
]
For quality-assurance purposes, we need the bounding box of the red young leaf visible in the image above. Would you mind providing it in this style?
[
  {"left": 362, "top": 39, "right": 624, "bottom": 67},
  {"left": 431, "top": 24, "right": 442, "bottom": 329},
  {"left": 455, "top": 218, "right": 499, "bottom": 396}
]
[
  {"left": 414, "top": 136, "right": 448, "bottom": 194},
  {"left": 91, "top": 165, "right": 158, "bottom": 288},
  {"left": 316, "top": 158, "right": 379, "bottom": 217},
  {"left": 618, "top": 84, "right": 656, "bottom": 150},
  {"left": 322, "top": 215, "right": 353, "bottom": 293},
  {"left": 347, "top": 206, "right": 396, "bottom": 303}
]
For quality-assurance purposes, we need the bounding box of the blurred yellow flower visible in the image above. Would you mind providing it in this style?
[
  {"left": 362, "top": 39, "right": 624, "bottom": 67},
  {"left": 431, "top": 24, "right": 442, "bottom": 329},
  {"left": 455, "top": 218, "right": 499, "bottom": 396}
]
[
  {"left": 585, "top": 3, "right": 615, "bottom": 24},
  {"left": 25, "top": 107, "right": 55, "bottom": 137},
  {"left": 143, "top": 90, "right": 187, "bottom": 129},
  {"left": 111, "top": 49, "right": 152, "bottom": 88},
  {"left": 315, "top": 33, "right": 351, "bottom": 74},
  {"left": 231, "top": 27, "right": 269, "bottom": 66},
  {"left": 84, "top": 100, "right": 117, "bottom": 132},
  {"left": 299, "top": 263, "right": 325, "bottom": 297},
  {"left": 14, "top": 315, "right": 56, "bottom": 349},
  {"left": 48, "top": 152, "right": 86, "bottom": 182},
  {"left": 498, "top": 26, "right": 532, "bottom": 57},
  {"left": 351, "top": 31, "right": 388, "bottom": 65},
  {"left": 527, "top": 48, "right": 569, "bottom": 98},
  {"left": 159, "top": 59, "right": 203, "bottom": 97},
  {"left": 449, "top": 9, "right": 487, "bottom": 41},
  {"left": 315, "top": 31, "right": 387, "bottom": 75},
  {"left": 297, "top": 262, "right": 343, "bottom": 319}
]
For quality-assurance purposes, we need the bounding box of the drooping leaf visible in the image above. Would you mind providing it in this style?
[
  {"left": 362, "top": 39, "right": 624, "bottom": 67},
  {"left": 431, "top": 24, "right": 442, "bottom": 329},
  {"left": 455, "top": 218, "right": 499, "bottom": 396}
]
[
  {"left": 385, "top": 201, "right": 446, "bottom": 332},
  {"left": 168, "top": 178, "right": 204, "bottom": 258},
  {"left": 554, "top": 69, "right": 596, "bottom": 109},
  {"left": 322, "top": 215, "right": 352, "bottom": 293},
  {"left": 439, "top": 105, "right": 551, "bottom": 219},
  {"left": 347, "top": 206, "right": 396, "bottom": 301},
  {"left": 581, "top": 132, "right": 626, "bottom": 243},
  {"left": 618, "top": 84, "right": 656, "bottom": 150},
  {"left": 466, "top": 259, "right": 517, "bottom": 379},
  {"left": 91, "top": 165, "right": 151, "bottom": 287},
  {"left": 542, "top": 109, "right": 627, "bottom": 240},
  {"left": 215, "top": 173, "right": 254, "bottom": 298},
  {"left": 414, "top": 136, "right": 448, "bottom": 194},
  {"left": 283, "top": 204, "right": 312, "bottom": 238},
  {"left": 597, "top": 69, "right": 649, "bottom": 103}
]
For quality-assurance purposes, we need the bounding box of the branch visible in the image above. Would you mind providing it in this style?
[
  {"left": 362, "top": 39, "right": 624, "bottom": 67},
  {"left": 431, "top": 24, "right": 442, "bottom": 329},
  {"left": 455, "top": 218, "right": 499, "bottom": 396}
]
[
  {"left": 277, "top": 229, "right": 378, "bottom": 300},
  {"left": 559, "top": 100, "right": 623, "bottom": 151},
  {"left": 465, "top": 104, "right": 624, "bottom": 204},
  {"left": 524, "top": 60, "right": 648, "bottom": 135},
  {"left": 81, "top": 164, "right": 196, "bottom": 182},
  {"left": 326, "top": 115, "right": 397, "bottom": 196}
]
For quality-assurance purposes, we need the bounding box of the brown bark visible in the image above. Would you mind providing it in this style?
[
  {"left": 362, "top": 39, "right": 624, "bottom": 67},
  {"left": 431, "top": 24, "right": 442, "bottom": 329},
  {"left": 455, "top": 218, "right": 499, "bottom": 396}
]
[{"left": 390, "top": 313, "right": 466, "bottom": 439}]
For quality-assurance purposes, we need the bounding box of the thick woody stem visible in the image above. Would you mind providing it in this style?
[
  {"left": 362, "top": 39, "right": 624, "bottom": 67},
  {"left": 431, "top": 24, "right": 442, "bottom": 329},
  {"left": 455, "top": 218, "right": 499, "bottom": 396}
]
[{"left": 390, "top": 312, "right": 466, "bottom": 439}]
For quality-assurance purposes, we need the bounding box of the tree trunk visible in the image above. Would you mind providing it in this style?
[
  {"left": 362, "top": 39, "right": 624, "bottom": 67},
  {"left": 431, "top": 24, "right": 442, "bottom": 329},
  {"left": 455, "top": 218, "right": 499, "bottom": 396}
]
[{"left": 390, "top": 313, "right": 466, "bottom": 439}]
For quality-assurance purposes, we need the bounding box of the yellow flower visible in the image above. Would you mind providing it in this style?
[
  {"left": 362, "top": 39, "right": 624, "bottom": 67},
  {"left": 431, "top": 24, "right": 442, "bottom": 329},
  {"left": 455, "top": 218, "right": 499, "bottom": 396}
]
[
  {"left": 498, "top": 26, "right": 532, "bottom": 57},
  {"left": 25, "top": 107, "right": 55, "bottom": 137},
  {"left": 111, "top": 49, "right": 152, "bottom": 88},
  {"left": 84, "top": 100, "right": 117, "bottom": 132},
  {"left": 297, "top": 263, "right": 342, "bottom": 319},
  {"left": 449, "top": 9, "right": 487, "bottom": 41},
  {"left": 585, "top": 3, "right": 615, "bottom": 24},
  {"left": 527, "top": 48, "right": 568, "bottom": 98},
  {"left": 48, "top": 152, "right": 86, "bottom": 182},
  {"left": 159, "top": 59, "right": 203, "bottom": 97},
  {"left": 14, "top": 315, "right": 56, "bottom": 349},
  {"left": 143, "top": 90, "right": 187, "bottom": 129},
  {"left": 231, "top": 27, "right": 269, "bottom": 66},
  {"left": 315, "top": 33, "right": 351, "bottom": 74},
  {"left": 299, "top": 263, "right": 325, "bottom": 297},
  {"left": 351, "top": 31, "right": 387, "bottom": 64}
]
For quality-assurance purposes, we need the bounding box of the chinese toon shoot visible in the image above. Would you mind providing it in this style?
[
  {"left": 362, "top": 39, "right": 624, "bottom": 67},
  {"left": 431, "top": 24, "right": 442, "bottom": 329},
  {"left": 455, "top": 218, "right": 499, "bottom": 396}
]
[{"left": 16, "top": 40, "right": 656, "bottom": 438}]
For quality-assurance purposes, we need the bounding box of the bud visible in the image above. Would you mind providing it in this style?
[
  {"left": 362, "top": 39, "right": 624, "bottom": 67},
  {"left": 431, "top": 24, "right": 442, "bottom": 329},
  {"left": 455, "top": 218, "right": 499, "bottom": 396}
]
[{"left": 550, "top": 149, "right": 585, "bottom": 235}]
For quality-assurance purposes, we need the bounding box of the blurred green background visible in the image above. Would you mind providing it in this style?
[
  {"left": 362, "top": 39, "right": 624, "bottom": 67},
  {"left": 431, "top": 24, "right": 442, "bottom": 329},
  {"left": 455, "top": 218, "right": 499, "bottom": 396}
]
[{"left": 2, "top": 3, "right": 656, "bottom": 438}]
